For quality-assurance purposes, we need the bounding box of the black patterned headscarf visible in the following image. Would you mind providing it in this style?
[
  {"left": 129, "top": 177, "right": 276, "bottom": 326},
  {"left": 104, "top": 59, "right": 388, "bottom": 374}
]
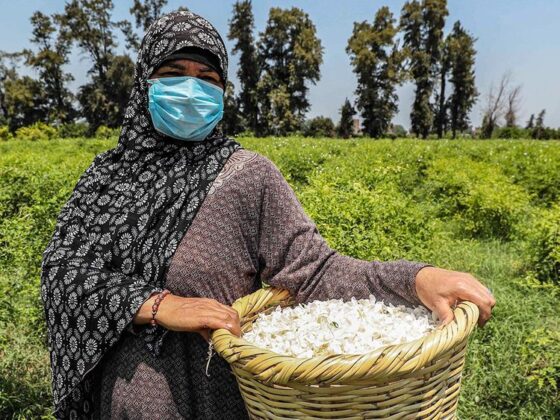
[{"left": 40, "top": 10, "right": 241, "bottom": 418}]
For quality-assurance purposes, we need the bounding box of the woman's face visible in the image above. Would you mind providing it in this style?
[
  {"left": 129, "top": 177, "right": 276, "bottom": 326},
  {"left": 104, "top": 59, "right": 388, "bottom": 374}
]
[{"left": 150, "top": 59, "right": 224, "bottom": 90}]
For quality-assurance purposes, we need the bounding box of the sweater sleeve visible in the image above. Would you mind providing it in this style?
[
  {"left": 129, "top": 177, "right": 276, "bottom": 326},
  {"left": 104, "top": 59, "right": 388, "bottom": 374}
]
[{"left": 256, "top": 156, "right": 431, "bottom": 307}]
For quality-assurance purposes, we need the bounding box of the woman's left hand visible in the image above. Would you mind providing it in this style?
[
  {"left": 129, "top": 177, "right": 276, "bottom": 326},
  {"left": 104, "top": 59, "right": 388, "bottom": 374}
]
[{"left": 414, "top": 266, "right": 496, "bottom": 327}]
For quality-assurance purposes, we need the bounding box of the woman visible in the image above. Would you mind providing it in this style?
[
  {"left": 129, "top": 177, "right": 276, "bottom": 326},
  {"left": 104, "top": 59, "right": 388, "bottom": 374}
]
[{"left": 41, "top": 10, "right": 495, "bottom": 419}]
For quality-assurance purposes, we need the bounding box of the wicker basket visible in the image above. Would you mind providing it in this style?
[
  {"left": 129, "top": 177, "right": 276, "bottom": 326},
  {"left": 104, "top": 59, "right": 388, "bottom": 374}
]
[{"left": 212, "top": 287, "right": 479, "bottom": 419}]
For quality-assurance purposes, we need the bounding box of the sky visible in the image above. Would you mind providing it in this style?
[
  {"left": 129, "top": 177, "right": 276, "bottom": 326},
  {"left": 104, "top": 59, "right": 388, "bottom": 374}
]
[{"left": 1, "top": 0, "right": 559, "bottom": 129}]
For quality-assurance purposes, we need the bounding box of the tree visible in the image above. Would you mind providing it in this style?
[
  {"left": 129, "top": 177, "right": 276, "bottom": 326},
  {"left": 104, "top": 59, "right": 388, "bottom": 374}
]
[
  {"left": 480, "top": 73, "right": 509, "bottom": 138},
  {"left": 337, "top": 98, "right": 356, "bottom": 139},
  {"left": 532, "top": 109, "right": 546, "bottom": 139},
  {"left": 57, "top": 0, "right": 134, "bottom": 131},
  {"left": 504, "top": 84, "right": 522, "bottom": 127},
  {"left": 525, "top": 114, "right": 535, "bottom": 129},
  {"left": 0, "top": 52, "right": 20, "bottom": 125},
  {"left": 228, "top": 1, "right": 259, "bottom": 133},
  {"left": 0, "top": 52, "right": 49, "bottom": 130},
  {"left": 3, "top": 75, "right": 49, "bottom": 131},
  {"left": 221, "top": 81, "right": 245, "bottom": 135},
  {"left": 400, "top": 1, "right": 430, "bottom": 138},
  {"left": 303, "top": 116, "right": 335, "bottom": 138},
  {"left": 446, "top": 21, "right": 478, "bottom": 138},
  {"left": 57, "top": 1, "right": 117, "bottom": 83},
  {"left": 391, "top": 124, "right": 408, "bottom": 137},
  {"left": 120, "top": 0, "right": 169, "bottom": 51},
  {"left": 400, "top": 0, "right": 448, "bottom": 138},
  {"left": 257, "top": 76, "right": 299, "bottom": 136},
  {"left": 78, "top": 54, "right": 135, "bottom": 130},
  {"left": 131, "top": 0, "right": 168, "bottom": 29},
  {"left": 433, "top": 36, "right": 450, "bottom": 138},
  {"left": 257, "top": 7, "right": 323, "bottom": 135},
  {"left": 480, "top": 72, "right": 524, "bottom": 138},
  {"left": 347, "top": 7, "right": 400, "bottom": 138},
  {"left": 424, "top": 0, "right": 448, "bottom": 134},
  {"left": 423, "top": 0, "right": 448, "bottom": 72},
  {"left": 25, "top": 11, "right": 75, "bottom": 124}
]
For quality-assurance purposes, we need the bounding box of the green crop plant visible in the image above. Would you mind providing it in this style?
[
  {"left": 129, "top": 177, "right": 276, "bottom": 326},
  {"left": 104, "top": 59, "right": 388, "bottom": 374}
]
[{"left": 0, "top": 137, "right": 559, "bottom": 418}]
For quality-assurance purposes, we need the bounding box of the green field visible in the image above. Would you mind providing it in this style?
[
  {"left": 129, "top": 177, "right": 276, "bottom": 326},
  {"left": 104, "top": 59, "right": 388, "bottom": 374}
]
[{"left": 1, "top": 137, "right": 559, "bottom": 418}]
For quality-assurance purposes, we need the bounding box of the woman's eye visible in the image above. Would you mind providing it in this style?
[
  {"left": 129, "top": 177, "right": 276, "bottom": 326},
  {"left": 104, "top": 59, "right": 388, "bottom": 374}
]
[{"left": 159, "top": 71, "right": 182, "bottom": 77}]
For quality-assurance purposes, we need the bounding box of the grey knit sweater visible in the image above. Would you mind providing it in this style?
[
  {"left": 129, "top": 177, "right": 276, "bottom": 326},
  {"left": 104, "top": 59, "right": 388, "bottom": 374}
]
[{"left": 96, "top": 149, "right": 429, "bottom": 419}]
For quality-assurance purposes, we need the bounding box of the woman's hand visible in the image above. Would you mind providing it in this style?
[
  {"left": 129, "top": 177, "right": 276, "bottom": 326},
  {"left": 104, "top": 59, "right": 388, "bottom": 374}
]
[
  {"left": 133, "top": 294, "right": 241, "bottom": 342},
  {"left": 414, "top": 267, "right": 496, "bottom": 327}
]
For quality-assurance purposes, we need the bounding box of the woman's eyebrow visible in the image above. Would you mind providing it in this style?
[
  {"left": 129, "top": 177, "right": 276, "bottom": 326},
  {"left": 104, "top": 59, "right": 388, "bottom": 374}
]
[
  {"left": 199, "top": 66, "right": 218, "bottom": 74},
  {"left": 157, "top": 62, "right": 186, "bottom": 71}
]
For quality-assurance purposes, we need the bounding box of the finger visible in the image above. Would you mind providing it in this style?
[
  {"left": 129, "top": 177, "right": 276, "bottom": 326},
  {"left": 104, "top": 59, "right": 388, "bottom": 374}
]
[
  {"left": 471, "top": 281, "right": 496, "bottom": 307},
  {"left": 220, "top": 304, "right": 240, "bottom": 320},
  {"left": 461, "top": 292, "right": 492, "bottom": 327},
  {"left": 216, "top": 312, "right": 241, "bottom": 337},
  {"left": 200, "top": 311, "right": 241, "bottom": 337},
  {"left": 477, "top": 305, "right": 492, "bottom": 327},
  {"left": 455, "top": 279, "right": 490, "bottom": 307},
  {"left": 470, "top": 285, "right": 496, "bottom": 315},
  {"left": 485, "top": 287, "right": 496, "bottom": 308},
  {"left": 433, "top": 299, "right": 455, "bottom": 327},
  {"left": 455, "top": 285, "right": 493, "bottom": 326},
  {"left": 463, "top": 276, "right": 496, "bottom": 307},
  {"left": 221, "top": 309, "right": 242, "bottom": 333}
]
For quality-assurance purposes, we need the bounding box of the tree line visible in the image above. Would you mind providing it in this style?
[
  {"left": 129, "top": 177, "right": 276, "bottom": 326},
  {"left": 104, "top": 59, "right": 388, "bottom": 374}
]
[
  {"left": 226, "top": 0, "right": 476, "bottom": 139},
  {"left": 0, "top": 0, "right": 176, "bottom": 135},
  {"left": 0, "top": 0, "right": 557, "bottom": 139}
]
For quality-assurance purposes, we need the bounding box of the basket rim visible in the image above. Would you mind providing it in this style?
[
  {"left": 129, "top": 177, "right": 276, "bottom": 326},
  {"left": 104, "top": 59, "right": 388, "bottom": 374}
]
[{"left": 211, "top": 286, "right": 479, "bottom": 385}]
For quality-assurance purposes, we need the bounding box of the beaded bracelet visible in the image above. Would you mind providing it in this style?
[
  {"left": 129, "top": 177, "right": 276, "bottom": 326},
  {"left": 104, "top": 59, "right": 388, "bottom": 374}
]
[{"left": 151, "top": 289, "right": 171, "bottom": 326}]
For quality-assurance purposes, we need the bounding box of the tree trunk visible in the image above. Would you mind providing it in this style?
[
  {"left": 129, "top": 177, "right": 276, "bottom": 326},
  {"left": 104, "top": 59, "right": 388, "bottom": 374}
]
[{"left": 436, "top": 67, "right": 446, "bottom": 138}]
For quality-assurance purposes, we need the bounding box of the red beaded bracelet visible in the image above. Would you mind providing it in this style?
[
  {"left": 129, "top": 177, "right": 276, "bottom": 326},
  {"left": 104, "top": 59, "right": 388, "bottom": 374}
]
[{"left": 151, "top": 289, "right": 171, "bottom": 326}]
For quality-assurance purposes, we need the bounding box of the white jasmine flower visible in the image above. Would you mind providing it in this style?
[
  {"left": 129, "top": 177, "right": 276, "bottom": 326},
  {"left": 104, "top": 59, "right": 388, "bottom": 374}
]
[{"left": 242, "top": 295, "right": 437, "bottom": 358}]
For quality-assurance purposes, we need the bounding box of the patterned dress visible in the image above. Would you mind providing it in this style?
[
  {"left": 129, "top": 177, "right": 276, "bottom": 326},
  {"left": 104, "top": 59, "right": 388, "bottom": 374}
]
[{"left": 96, "top": 149, "right": 430, "bottom": 418}]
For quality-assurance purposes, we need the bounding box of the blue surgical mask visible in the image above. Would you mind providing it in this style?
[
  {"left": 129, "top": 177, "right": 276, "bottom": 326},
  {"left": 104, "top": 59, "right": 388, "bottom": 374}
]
[{"left": 147, "top": 76, "right": 224, "bottom": 141}]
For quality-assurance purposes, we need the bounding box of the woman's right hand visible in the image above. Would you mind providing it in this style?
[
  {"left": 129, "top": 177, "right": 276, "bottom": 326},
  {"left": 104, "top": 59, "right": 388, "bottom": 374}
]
[{"left": 133, "top": 293, "right": 241, "bottom": 342}]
